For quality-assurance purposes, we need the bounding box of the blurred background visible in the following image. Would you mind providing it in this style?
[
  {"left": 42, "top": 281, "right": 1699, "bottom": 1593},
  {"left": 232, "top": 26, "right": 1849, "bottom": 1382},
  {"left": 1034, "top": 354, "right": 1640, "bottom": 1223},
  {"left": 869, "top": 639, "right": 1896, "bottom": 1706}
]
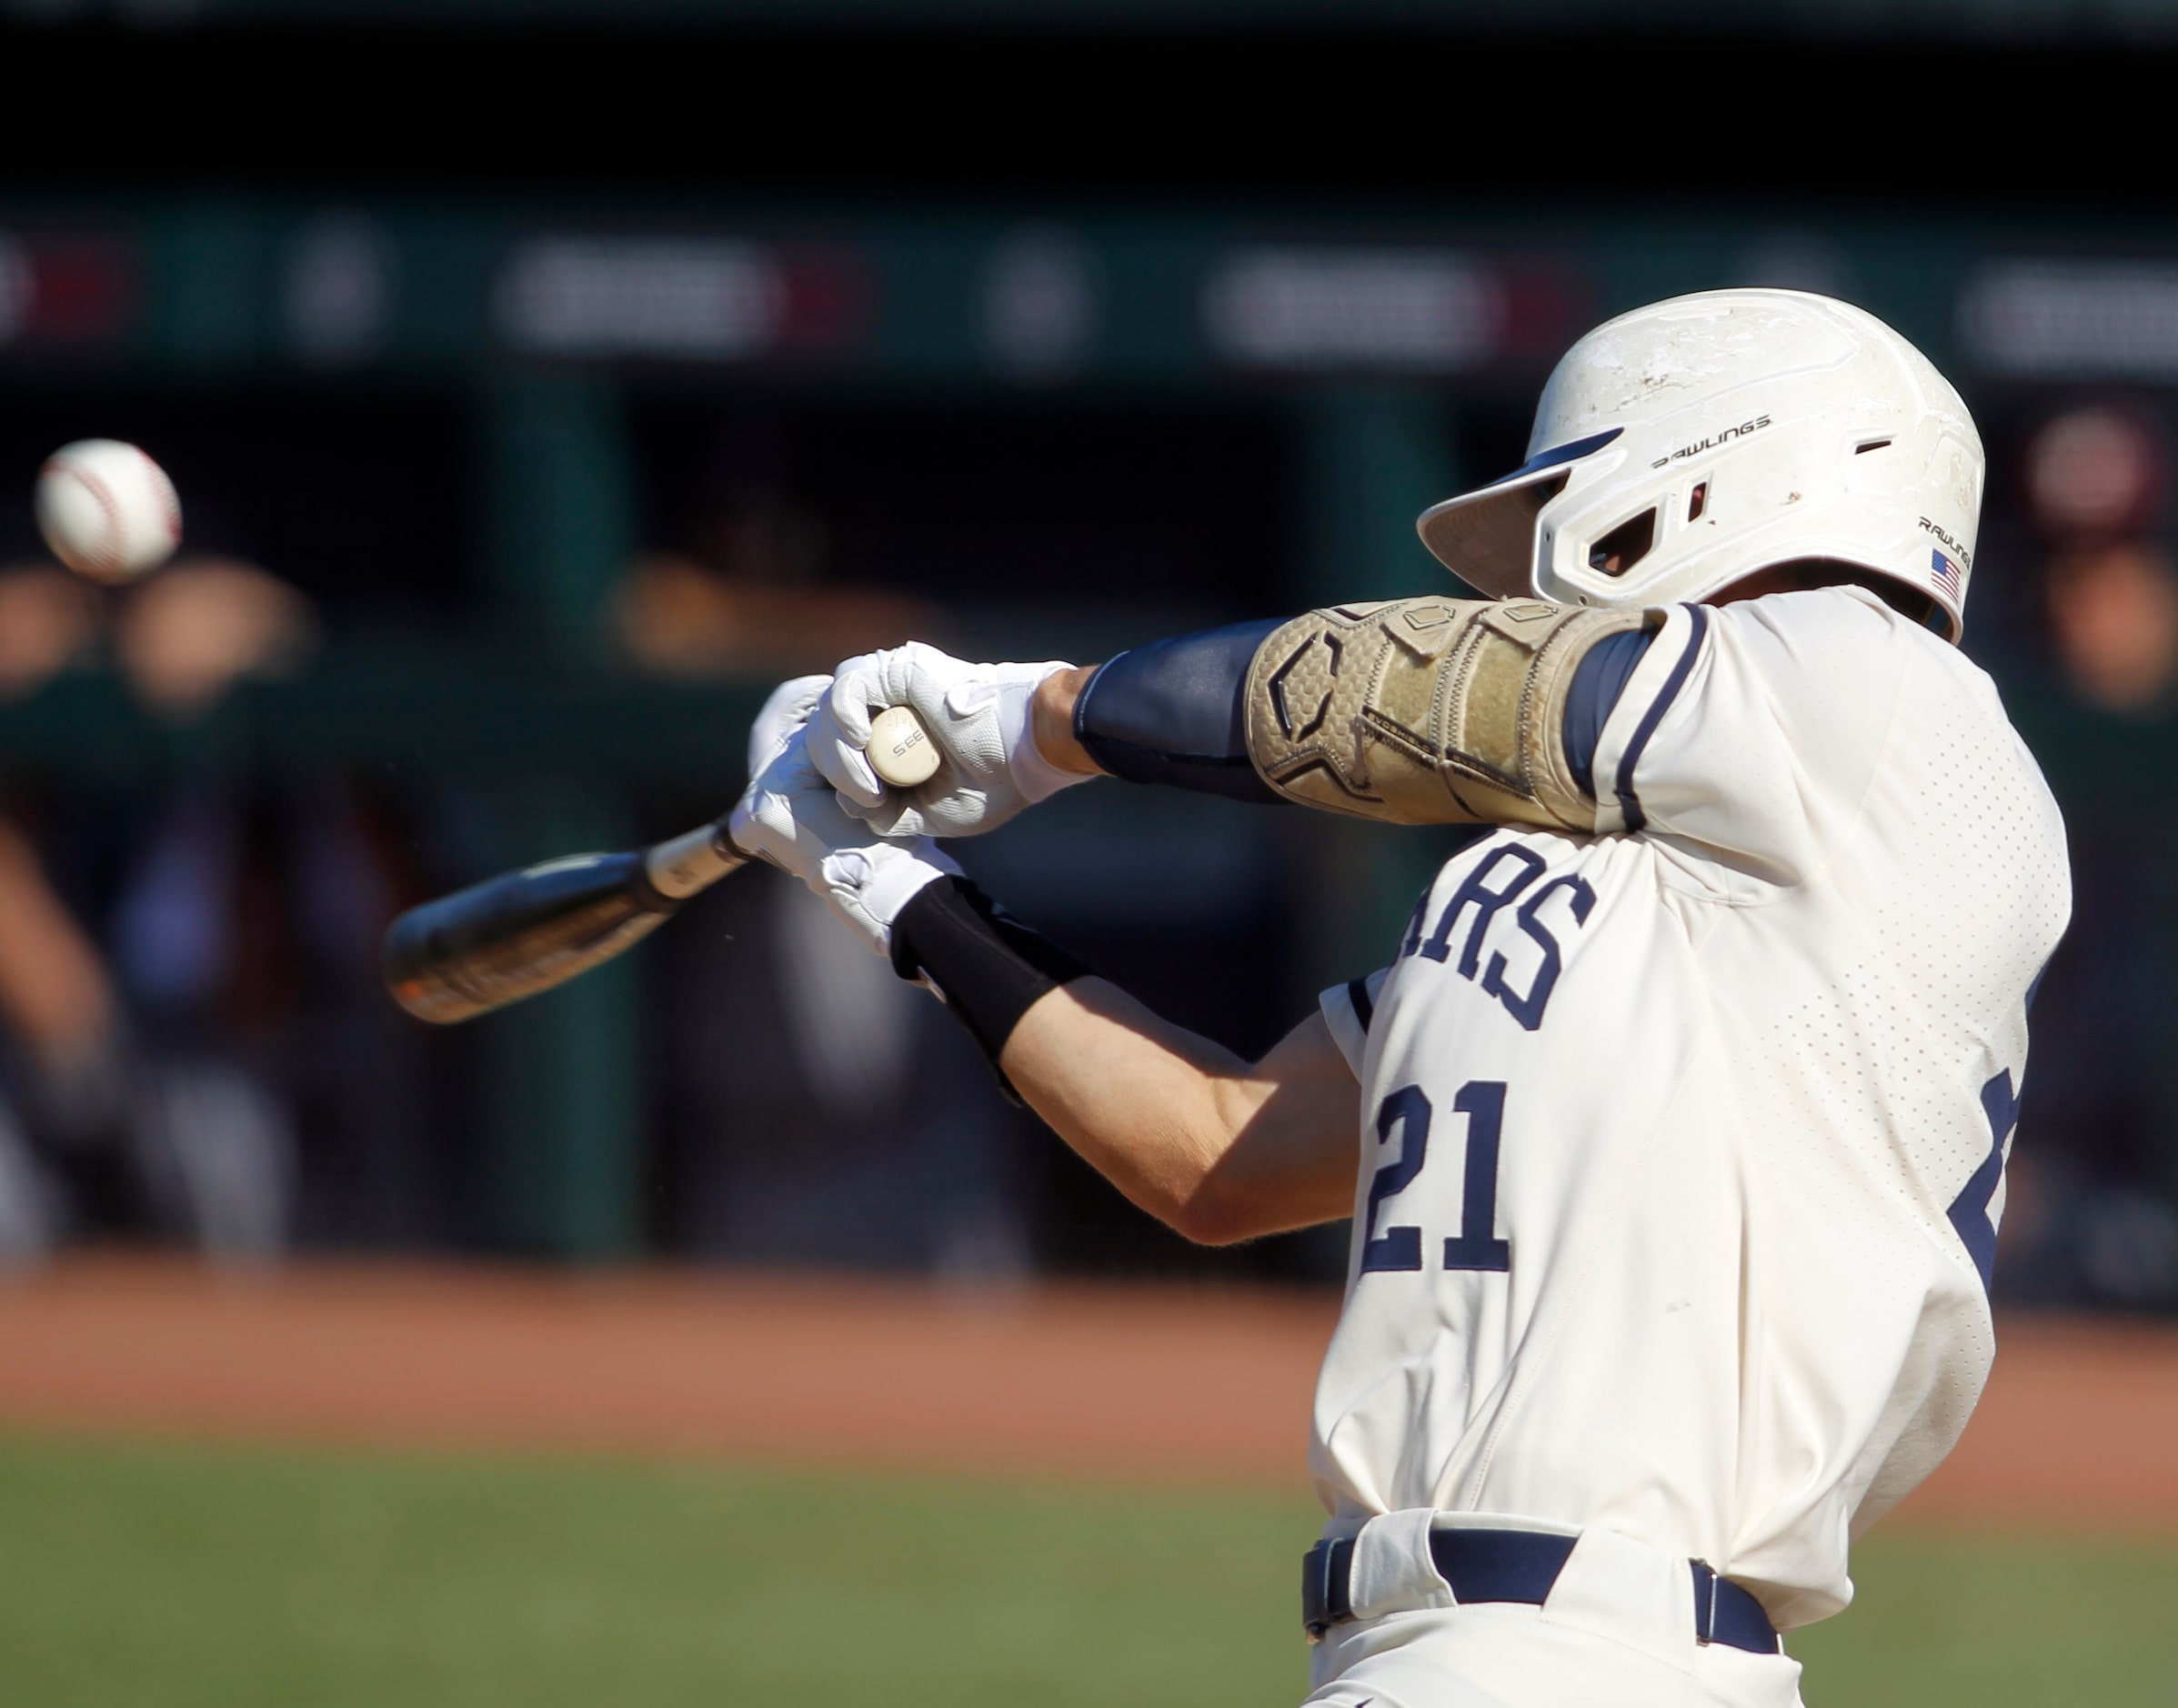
[{"left": 0, "top": 2, "right": 2173, "bottom": 1703}]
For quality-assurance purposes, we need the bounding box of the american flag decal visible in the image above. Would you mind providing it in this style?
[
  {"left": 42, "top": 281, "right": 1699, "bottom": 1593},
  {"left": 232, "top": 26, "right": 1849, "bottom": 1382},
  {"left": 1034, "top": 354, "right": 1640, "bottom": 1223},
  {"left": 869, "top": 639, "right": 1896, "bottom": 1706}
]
[{"left": 1931, "top": 548, "right": 1965, "bottom": 600}]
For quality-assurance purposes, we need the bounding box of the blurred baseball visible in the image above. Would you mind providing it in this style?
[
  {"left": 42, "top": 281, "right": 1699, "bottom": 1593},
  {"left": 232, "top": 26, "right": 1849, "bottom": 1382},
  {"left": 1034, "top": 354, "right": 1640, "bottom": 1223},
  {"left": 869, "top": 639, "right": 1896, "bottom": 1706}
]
[
  {"left": 35, "top": 439, "right": 182, "bottom": 584},
  {"left": 868, "top": 704, "right": 940, "bottom": 788}
]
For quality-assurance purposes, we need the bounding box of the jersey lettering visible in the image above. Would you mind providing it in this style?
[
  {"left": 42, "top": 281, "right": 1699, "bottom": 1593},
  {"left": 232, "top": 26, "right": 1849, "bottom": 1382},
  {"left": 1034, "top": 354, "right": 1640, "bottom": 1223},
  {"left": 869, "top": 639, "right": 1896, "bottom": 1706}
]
[
  {"left": 1406, "top": 847, "right": 1594, "bottom": 1031},
  {"left": 1482, "top": 875, "right": 1599, "bottom": 1033},
  {"left": 1417, "top": 846, "right": 1547, "bottom": 971}
]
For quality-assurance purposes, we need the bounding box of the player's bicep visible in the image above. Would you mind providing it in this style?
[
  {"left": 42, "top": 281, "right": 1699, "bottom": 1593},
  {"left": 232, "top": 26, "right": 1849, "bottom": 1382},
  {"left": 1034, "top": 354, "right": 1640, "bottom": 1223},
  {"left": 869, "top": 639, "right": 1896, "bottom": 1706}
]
[{"left": 1193, "top": 1010, "right": 1361, "bottom": 1244}]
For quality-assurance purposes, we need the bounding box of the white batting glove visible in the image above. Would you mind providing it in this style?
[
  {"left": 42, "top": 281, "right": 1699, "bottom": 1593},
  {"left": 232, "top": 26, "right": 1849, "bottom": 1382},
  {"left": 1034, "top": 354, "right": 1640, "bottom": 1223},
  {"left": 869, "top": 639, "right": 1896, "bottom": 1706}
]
[
  {"left": 730, "top": 718, "right": 958, "bottom": 961},
  {"left": 747, "top": 673, "right": 835, "bottom": 779},
  {"left": 808, "top": 643, "right": 1089, "bottom": 839}
]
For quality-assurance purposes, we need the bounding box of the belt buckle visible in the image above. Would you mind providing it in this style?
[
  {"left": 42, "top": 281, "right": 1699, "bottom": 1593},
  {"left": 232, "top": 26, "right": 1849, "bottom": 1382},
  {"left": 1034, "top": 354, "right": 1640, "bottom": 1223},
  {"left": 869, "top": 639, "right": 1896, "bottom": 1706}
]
[{"left": 1691, "top": 1559, "right": 1722, "bottom": 1647}]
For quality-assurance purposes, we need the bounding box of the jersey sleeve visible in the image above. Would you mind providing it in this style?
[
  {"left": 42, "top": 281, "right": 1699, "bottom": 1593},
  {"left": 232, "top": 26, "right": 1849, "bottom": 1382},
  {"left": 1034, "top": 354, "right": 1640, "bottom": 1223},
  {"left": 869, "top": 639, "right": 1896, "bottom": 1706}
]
[
  {"left": 1588, "top": 588, "right": 1912, "bottom": 889},
  {"left": 1319, "top": 968, "right": 1390, "bottom": 1078}
]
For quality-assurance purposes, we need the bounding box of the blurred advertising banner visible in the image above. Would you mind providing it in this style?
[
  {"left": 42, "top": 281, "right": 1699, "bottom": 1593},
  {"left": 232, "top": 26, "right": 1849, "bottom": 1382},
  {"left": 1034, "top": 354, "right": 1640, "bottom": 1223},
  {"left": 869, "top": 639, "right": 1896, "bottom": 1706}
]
[
  {"left": 0, "top": 232, "right": 135, "bottom": 350},
  {"left": 496, "top": 236, "right": 869, "bottom": 363},
  {"left": 1961, "top": 259, "right": 2178, "bottom": 380}
]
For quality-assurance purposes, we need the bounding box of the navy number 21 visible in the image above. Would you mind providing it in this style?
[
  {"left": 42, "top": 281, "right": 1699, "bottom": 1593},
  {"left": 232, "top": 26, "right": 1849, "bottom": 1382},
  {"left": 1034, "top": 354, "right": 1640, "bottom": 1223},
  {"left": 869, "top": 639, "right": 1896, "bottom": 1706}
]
[{"left": 1360, "top": 1081, "right": 1511, "bottom": 1275}]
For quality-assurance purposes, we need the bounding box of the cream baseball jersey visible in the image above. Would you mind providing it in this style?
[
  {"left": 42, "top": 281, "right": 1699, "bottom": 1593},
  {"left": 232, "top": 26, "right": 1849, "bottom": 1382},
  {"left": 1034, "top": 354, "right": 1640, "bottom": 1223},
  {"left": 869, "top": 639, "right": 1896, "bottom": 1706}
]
[{"left": 1313, "top": 586, "right": 2070, "bottom": 1632}]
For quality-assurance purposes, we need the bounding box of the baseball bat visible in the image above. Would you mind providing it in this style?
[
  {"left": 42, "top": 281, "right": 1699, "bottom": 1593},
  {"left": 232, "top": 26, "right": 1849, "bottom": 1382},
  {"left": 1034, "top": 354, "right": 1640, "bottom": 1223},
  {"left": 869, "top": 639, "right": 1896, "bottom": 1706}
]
[
  {"left": 384, "top": 820, "right": 748, "bottom": 1024},
  {"left": 383, "top": 703, "right": 938, "bottom": 1025}
]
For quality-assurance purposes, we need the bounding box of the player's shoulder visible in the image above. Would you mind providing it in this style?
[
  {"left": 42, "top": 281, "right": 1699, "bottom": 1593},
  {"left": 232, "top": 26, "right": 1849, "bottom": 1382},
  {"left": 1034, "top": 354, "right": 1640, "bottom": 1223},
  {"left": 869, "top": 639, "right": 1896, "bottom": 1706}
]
[
  {"left": 1711, "top": 584, "right": 2012, "bottom": 718},
  {"left": 1617, "top": 583, "right": 1916, "bottom": 758},
  {"left": 1702, "top": 585, "right": 2060, "bottom": 862},
  {"left": 1704, "top": 581, "right": 1924, "bottom": 668},
  {"left": 1595, "top": 583, "right": 2033, "bottom": 859},
  {"left": 1693, "top": 582, "right": 2021, "bottom": 732}
]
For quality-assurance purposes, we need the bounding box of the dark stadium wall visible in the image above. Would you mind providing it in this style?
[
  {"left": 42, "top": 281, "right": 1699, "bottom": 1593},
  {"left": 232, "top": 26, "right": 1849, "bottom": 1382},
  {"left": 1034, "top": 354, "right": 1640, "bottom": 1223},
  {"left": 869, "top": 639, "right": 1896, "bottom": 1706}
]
[{"left": 0, "top": 20, "right": 2155, "bottom": 213}]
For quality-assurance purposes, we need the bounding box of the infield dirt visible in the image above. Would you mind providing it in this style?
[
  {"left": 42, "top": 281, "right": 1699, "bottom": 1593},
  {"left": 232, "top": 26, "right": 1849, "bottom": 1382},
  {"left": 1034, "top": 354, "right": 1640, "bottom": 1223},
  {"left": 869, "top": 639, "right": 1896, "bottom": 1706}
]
[{"left": 0, "top": 1255, "right": 2166, "bottom": 1528}]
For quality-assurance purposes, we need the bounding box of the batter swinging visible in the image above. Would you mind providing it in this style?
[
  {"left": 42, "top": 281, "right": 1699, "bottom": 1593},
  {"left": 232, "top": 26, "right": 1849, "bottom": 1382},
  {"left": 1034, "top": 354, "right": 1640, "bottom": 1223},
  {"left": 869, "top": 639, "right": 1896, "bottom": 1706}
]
[{"left": 729, "top": 290, "right": 2070, "bottom": 1706}]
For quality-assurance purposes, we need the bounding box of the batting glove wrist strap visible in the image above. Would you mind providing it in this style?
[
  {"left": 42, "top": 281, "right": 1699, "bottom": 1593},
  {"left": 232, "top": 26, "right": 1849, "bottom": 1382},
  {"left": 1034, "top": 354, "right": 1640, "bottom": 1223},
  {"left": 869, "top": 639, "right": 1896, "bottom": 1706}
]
[
  {"left": 888, "top": 876, "right": 1092, "bottom": 1077},
  {"left": 999, "top": 665, "right": 1094, "bottom": 806}
]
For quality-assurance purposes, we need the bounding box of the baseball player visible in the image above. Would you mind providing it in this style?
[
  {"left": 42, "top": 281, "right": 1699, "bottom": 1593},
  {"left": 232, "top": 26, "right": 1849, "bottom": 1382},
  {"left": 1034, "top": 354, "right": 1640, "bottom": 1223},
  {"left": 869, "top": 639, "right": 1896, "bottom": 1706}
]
[{"left": 730, "top": 290, "right": 2070, "bottom": 1706}]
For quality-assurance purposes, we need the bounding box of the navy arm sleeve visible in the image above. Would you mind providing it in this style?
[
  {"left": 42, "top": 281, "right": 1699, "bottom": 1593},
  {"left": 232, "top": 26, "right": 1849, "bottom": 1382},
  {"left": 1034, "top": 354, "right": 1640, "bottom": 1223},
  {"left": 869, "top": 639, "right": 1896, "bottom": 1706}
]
[
  {"left": 1074, "top": 618, "right": 1286, "bottom": 804},
  {"left": 1074, "top": 613, "right": 1656, "bottom": 809}
]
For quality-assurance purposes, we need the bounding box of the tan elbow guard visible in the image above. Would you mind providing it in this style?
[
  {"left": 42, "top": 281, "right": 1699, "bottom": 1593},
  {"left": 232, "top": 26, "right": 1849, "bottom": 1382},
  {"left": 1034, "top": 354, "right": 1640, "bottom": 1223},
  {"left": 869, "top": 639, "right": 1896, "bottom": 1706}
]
[{"left": 1243, "top": 597, "right": 1658, "bottom": 831}]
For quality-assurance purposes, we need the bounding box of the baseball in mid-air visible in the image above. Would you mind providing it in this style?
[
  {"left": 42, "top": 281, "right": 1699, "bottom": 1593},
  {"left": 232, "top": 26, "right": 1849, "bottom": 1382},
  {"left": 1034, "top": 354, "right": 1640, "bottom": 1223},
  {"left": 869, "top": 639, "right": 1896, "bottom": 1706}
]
[
  {"left": 868, "top": 703, "right": 940, "bottom": 788},
  {"left": 35, "top": 439, "right": 183, "bottom": 584}
]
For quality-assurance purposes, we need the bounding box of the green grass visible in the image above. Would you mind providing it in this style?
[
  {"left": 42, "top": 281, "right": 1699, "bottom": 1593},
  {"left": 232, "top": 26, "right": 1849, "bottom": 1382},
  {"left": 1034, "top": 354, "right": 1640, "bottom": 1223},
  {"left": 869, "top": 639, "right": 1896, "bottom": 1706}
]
[
  {"left": 0, "top": 1433, "right": 1318, "bottom": 1707},
  {"left": 1791, "top": 1530, "right": 2178, "bottom": 1706},
  {"left": 0, "top": 1432, "right": 2166, "bottom": 1706}
]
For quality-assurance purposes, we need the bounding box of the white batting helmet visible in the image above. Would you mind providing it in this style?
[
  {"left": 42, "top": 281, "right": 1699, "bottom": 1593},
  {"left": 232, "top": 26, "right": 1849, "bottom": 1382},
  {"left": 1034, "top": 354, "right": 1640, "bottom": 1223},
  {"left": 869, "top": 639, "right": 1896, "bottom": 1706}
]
[{"left": 1418, "top": 289, "right": 1984, "bottom": 640}]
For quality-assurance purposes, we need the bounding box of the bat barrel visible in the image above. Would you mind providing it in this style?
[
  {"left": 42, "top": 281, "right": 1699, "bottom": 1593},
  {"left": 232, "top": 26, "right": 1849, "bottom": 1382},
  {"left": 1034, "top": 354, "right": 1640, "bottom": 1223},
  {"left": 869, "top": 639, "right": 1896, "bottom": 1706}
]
[{"left": 385, "top": 849, "right": 681, "bottom": 1024}]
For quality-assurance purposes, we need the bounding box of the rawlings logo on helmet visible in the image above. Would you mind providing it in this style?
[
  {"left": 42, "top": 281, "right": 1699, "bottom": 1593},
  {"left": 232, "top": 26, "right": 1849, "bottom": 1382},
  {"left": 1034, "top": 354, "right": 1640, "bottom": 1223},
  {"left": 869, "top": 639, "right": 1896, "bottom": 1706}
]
[
  {"left": 1917, "top": 516, "right": 1972, "bottom": 569},
  {"left": 1650, "top": 415, "right": 1773, "bottom": 470}
]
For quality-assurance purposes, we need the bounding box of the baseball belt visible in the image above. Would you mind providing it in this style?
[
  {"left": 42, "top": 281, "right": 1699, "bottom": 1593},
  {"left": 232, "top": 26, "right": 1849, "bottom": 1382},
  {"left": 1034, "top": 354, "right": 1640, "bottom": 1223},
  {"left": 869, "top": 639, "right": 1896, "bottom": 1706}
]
[{"left": 1300, "top": 1527, "right": 1780, "bottom": 1654}]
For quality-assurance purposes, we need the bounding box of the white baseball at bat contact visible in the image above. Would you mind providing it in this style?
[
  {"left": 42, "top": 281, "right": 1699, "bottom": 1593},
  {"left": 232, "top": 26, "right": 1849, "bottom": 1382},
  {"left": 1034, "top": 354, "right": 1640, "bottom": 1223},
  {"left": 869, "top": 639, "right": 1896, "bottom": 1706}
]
[{"left": 868, "top": 704, "right": 940, "bottom": 788}]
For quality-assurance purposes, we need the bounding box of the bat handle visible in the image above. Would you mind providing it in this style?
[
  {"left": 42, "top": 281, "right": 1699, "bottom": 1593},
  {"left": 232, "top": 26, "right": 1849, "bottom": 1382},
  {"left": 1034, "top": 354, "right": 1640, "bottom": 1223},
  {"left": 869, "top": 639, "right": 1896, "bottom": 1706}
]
[{"left": 643, "top": 817, "right": 752, "bottom": 901}]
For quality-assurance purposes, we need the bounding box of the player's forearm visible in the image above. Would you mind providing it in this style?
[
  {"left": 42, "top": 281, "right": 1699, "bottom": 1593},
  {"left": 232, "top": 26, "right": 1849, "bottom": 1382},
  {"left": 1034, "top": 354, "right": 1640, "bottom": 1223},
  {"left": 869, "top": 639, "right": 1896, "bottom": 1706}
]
[
  {"left": 880, "top": 876, "right": 1355, "bottom": 1244},
  {"left": 1000, "top": 980, "right": 1237, "bottom": 1238},
  {"left": 1001, "top": 982, "right": 1356, "bottom": 1246}
]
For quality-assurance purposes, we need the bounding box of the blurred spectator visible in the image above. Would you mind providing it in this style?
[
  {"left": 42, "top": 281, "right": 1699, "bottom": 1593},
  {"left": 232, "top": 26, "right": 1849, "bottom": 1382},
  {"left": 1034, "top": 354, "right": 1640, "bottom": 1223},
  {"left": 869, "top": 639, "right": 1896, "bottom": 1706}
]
[
  {"left": 1999, "top": 403, "right": 2178, "bottom": 1308},
  {"left": 2023, "top": 401, "right": 2178, "bottom": 718},
  {"left": 613, "top": 486, "right": 941, "bottom": 678},
  {"left": 2043, "top": 541, "right": 2178, "bottom": 715},
  {"left": 0, "top": 553, "right": 327, "bottom": 1263},
  {"left": 621, "top": 483, "right": 1025, "bottom": 1276},
  {"left": 0, "top": 565, "right": 100, "bottom": 698},
  {"left": 2024, "top": 403, "right": 2166, "bottom": 541},
  {"left": 0, "top": 814, "right": 116, "bottom": 1258},
  {"left": 113, "top": 556, "right": 316, "bottom": 718},
  {"left": 655, "top": 865, "right": 1030, "bottom": 1278},
  {"left": 2001, "top": 839, "right": 2178, "bottom": 1307}
]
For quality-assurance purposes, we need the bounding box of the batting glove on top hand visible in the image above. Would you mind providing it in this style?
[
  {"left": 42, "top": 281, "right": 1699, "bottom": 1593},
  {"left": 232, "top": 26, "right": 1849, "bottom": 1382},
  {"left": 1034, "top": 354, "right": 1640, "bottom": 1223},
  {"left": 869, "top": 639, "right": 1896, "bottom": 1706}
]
[
  {"left": 732, "top": 678, "right": 959, "bottom": 961},
  {"left": 808, "top": 643, "right": 1089, "bottom": 839}
]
